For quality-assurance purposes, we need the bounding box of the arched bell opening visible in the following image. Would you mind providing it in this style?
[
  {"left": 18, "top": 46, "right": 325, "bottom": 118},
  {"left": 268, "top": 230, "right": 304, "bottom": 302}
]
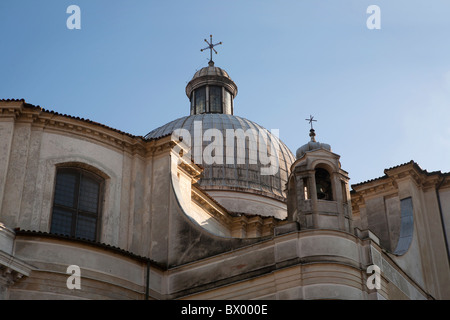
[{"left": 315, "top": 167, "right": 333, "bottom": 201}]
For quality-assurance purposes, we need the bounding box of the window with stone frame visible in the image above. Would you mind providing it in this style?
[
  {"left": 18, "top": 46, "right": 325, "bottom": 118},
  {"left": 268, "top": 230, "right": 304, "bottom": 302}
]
[{"left": 50, "top": 167, "right": 103, "bottom": 241}]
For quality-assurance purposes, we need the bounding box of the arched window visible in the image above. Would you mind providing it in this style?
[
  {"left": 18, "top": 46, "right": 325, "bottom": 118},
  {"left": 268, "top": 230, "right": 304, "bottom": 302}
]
[
  {"left": 315, "top": 168, "right": 333, "bottom": 200},
  {"left": 50, "top": 167, "right": 103, "bottom": 241}
]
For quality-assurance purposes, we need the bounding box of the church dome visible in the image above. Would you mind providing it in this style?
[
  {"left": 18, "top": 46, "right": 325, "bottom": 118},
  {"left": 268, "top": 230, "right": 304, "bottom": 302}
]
[
  {"left": 146, "top": 50, "right": 294, "bottom": 218},
  {"left": 145, "top": 113, "right": 295, "bottom": 202}
]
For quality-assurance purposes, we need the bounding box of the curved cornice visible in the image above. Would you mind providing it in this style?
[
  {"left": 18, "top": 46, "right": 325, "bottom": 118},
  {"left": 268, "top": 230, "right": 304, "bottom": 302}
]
[{"left": 0, "top": 100, "right": 177, "bottom": 158}]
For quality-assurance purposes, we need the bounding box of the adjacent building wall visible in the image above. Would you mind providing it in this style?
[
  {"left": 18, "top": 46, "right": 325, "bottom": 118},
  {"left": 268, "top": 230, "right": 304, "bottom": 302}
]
[{"left": 351, "top": 162, "right": 450, "bottom": 299}]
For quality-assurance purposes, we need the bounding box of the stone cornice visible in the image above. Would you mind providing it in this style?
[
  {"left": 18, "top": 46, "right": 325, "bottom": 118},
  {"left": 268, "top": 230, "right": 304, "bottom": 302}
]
[
  {"left": 350, "top": 161, "right": 450, "bottom": 213},
  {"left": 0, "top": 251, "right": 33, "bottom": 287},
  {"left": 0, "top": 99, "right": 25, "bottom": 119},
  {"left": 352, "top": 177, "right": 397, "bottom": 197},
  {"left": 191, "top": 186, "right": 232, "bottom": 226},
  {"left": 175, "top": 149, "right": 203, "bottom": 182},
  {"left": 190, "top": 185, "right": 281, "bottom": 238},
  {"left": 384, "top": 162, "right": 423, "bottom": 187},
  {"left": 0, "top": 100, "right": 182, "bottom": 158},
  {"left": 353, "top": 161, "right": 448, "bottom": 194}
]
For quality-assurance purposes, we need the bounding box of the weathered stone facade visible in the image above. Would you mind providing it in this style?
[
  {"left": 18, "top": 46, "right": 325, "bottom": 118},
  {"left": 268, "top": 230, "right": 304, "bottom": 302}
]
[{"left": 0, "top": 63, "right": 449, "bottom": 300}]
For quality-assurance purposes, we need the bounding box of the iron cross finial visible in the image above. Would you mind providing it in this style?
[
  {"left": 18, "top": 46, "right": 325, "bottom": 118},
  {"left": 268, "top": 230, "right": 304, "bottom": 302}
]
[
  {"left": 305, "top": 115, "right": 317, "bottom": 130},
  {"left": 200, "top": 35, "right": 222, "bottom": 64}
]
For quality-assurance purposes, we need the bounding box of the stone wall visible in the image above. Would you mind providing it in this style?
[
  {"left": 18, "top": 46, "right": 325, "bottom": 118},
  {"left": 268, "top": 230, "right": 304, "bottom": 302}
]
[{"left": 351, "top": 162, "right": 450, "bottom": 299}]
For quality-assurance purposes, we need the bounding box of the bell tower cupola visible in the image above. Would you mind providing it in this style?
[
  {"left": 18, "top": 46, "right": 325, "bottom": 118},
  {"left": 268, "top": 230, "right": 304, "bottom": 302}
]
[{"left": 287, "top": 116, "right": 353, "bottom": 232}]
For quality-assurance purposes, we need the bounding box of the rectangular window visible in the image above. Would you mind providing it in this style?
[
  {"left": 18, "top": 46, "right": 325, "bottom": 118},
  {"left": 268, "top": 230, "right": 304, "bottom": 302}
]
[
  {"left": 195, "top": 87, "right": 206, "bottom": 114},
  {"left": 209, "top": 86, "right": 222, "bottom": 113},
  {"left": 303, "top": 178, "right": 309, "bottom": 200},
  {"left": 50, "top": 168, "right": 103, "bottom": 241},
  {"left": 190, "top": 92, "right": 195, "bottom": 115},
  {"left": 223, "top": 89, "right": 232, "bottom": 114}
]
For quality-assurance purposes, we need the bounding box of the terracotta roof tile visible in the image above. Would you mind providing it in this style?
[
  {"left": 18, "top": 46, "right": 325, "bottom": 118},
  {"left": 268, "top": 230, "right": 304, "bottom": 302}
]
[{"left": 0, "top": 98, "right": 26, "bottom": 102}]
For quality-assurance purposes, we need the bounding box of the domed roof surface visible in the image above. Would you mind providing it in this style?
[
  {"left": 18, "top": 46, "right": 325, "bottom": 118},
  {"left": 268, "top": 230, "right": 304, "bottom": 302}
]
[
  {"left": 296, "top": 141, "right": 332, "bottom": 159},
  {"left": 145, "top": 113, "right": 295, "bottom": 201},
  {"left": 192, "top": 64, "right": 231, "bottom": 79},
  {"left": 295, "top": 129, "right": 331, "bottom": 159}
]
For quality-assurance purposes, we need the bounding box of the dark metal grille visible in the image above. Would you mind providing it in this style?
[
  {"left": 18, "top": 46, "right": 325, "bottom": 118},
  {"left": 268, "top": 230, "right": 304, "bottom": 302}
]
[{"left": 50, "top": 168, "right": 102, "bottom": 241}]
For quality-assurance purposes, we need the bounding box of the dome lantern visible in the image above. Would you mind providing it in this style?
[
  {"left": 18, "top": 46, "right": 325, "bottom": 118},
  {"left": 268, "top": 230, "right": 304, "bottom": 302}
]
[
  {"left": 287, "top": 116, "right": 353, "bottom": 232},
  {"left": 186, "top": 35, "right": 238, "bottom": 115}
]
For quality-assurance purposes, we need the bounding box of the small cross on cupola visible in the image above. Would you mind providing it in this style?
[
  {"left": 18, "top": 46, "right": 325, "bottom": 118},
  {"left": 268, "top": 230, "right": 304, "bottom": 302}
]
[
  {"left": 305, "top": 115, "right": 317, "bottom": 142},
  {"left": 305, "top": 115, "right": 317, "bottom": 130}
]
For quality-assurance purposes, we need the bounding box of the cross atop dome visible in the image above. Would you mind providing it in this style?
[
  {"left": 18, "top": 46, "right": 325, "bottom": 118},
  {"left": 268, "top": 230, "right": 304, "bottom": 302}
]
[
  {"left": 200, "top": 35, "right": 222, "bottom": 66},
  {"left": 186, "top": 37, "right": 237, "bottom": 115}
]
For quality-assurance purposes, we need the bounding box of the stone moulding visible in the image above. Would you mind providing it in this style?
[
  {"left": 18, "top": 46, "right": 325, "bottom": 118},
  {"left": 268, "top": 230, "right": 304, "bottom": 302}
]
[
  {"left": 351, "top": 160, "right": 450, "bottom": 214},
  {"left": 0, "top": 100, "right": 181, "bottom": 158}
]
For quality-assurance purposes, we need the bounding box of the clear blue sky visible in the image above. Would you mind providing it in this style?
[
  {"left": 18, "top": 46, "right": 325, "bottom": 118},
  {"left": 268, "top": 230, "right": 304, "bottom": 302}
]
[{"left": 1, "top": 0, "right": 450, "bottom": 185}]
